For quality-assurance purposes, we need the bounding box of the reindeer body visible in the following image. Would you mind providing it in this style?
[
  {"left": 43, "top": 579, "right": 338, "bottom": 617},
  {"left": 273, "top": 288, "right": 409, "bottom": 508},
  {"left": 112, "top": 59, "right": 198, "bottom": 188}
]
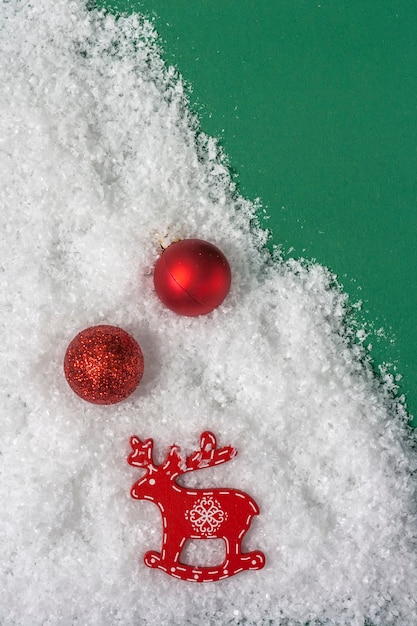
[{"left": 128, "top": 432, "right": 265, "bottom": 582}]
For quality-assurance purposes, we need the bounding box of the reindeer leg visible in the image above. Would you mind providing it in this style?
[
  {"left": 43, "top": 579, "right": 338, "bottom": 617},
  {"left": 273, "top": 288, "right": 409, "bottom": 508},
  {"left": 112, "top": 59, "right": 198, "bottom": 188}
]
[
  {"left": 160, "top": 534, "right": 186, "bottom": 568},
  {"left": 145, "top": 526, "right": 186, "bottom": 575},
  {"left": 223, "top": 532, "right": 266, "bottom": 575},
  {"left": 223, "top": 535, "right": 241, "bottom": 571}
]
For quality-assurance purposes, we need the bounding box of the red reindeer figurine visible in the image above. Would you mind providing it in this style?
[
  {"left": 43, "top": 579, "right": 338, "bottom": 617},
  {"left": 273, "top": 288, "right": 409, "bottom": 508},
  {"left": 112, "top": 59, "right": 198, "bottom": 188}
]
[{"left": 127, "top": 431, "right": 265, "bottom": 582}]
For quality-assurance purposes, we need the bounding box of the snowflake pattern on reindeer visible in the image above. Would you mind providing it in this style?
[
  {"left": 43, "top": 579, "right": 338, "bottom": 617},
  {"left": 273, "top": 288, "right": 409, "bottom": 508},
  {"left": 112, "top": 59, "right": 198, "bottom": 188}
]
[
  {"left": 186, "top": 496, "right": 228, "bottom": 536},
  {"left": 127, "top": 431, "right": 265, "bottom": 582}
]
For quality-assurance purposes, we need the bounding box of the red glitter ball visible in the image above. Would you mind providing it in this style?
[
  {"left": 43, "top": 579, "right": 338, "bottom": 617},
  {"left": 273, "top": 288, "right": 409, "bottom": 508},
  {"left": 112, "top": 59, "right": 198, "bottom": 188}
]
[
  {"left": 64, "top": 325, "right": 144, "bottom": 405},
  {"left": 153, "top": 239, "right": 232, "bottom": 316}
]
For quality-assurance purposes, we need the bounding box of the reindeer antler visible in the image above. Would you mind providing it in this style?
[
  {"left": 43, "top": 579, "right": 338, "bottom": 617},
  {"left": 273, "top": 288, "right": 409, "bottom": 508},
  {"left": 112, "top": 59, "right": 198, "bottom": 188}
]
[
  {"left": 185, "top": 432, "right": 237, "bottom": 471},
  {"left": 130, "top": 432, "right": 237, "bottom": 479},
  {"left": 128, "top": 437, "right": 155, "bottom": 469}
]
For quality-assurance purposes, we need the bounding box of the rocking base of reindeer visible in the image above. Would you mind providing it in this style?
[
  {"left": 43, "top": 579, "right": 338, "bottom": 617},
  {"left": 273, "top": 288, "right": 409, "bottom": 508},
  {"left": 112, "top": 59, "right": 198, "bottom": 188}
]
[{"left": 144, "top": 547, "right": 265, "bottom": 583}]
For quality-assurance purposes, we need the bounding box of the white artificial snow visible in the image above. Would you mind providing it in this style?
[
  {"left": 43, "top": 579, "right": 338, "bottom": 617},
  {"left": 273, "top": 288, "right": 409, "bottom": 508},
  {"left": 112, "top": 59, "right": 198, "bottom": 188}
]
[{"left": 1, "top": 1, "right": 416, "bottom": 624}]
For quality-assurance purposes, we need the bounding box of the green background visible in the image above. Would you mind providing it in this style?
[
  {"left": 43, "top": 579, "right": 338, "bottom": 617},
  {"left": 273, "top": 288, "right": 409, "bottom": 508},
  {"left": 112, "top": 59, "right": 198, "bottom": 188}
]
[{"left": 99, "top": 0, "right": 417, "bottom": 426}]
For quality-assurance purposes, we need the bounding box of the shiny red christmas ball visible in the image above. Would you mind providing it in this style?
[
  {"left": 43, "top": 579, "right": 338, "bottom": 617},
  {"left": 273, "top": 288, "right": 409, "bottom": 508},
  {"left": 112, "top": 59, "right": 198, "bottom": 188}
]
[
  {"left": 153, "top": 239, "right": 232, "bottom": 316},
  {"left": 64, "top": 325, "right": 144, "bottom": 405}
]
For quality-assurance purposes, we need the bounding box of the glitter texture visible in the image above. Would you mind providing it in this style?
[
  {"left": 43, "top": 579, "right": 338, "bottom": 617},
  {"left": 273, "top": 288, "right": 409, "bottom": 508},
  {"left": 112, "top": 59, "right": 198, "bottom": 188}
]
[{"left": 64, "top": 325, "right": 144, "bottom": 404}]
